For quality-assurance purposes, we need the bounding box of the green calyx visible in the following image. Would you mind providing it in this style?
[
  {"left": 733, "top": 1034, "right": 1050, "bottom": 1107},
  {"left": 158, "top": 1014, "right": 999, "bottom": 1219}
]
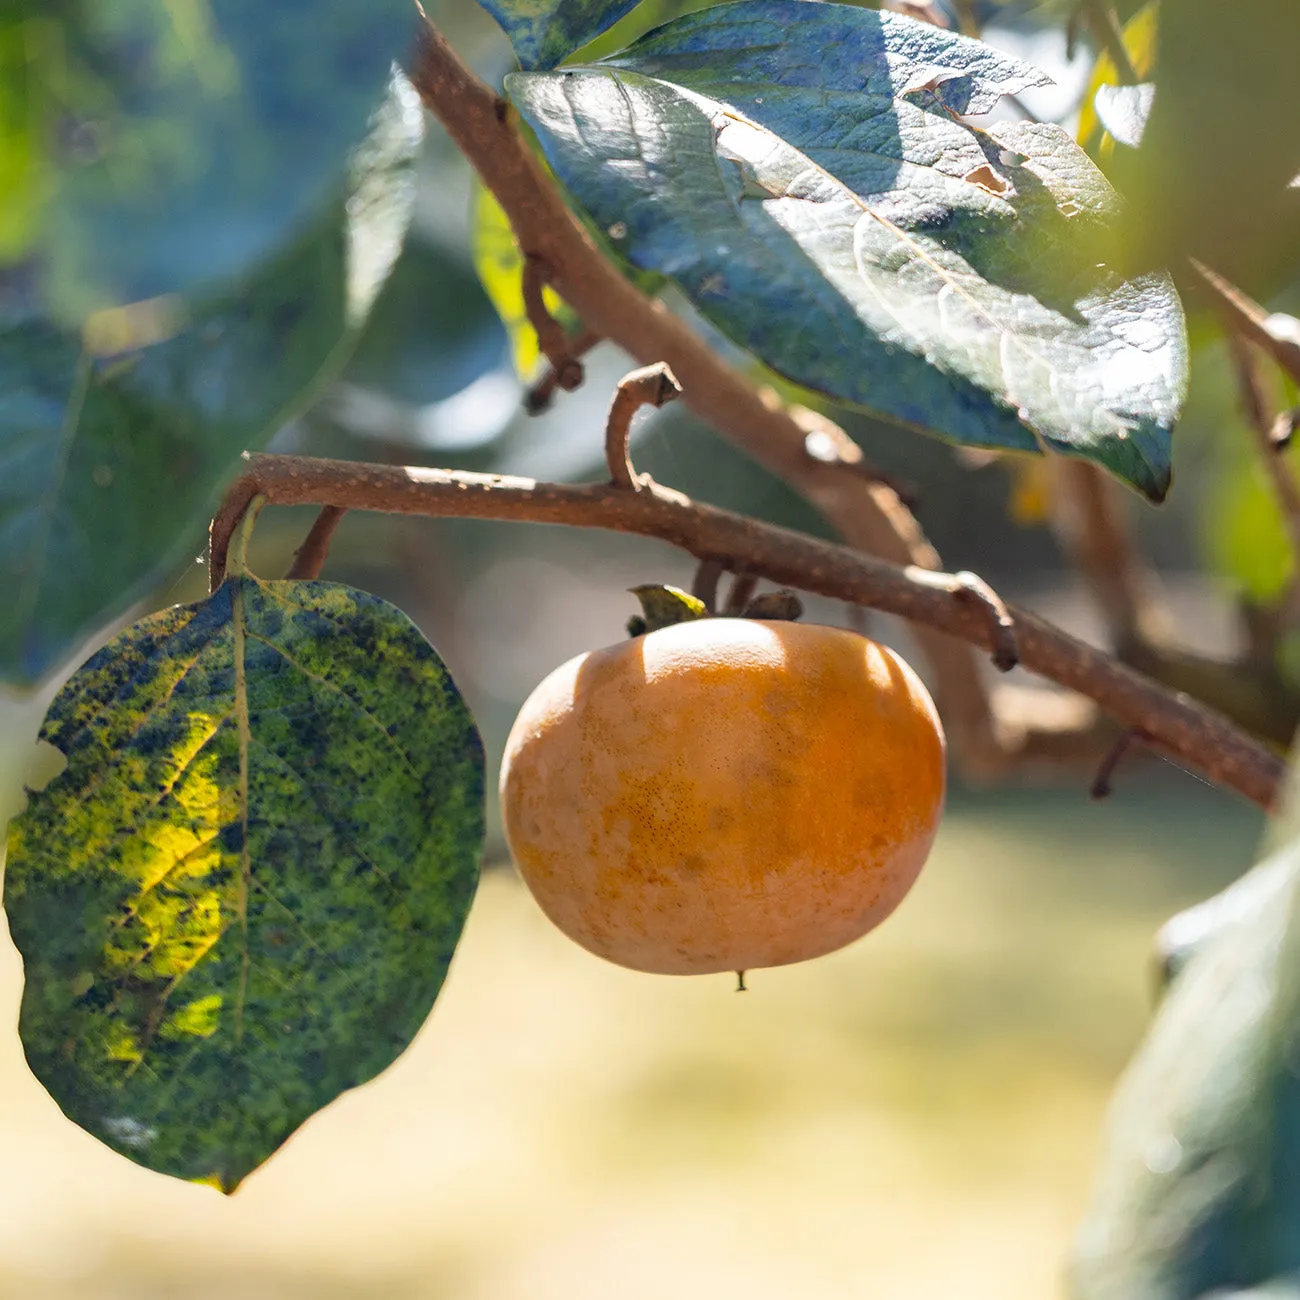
[{"left": 625, "top": 583, "right": 804, "bottom": 638}]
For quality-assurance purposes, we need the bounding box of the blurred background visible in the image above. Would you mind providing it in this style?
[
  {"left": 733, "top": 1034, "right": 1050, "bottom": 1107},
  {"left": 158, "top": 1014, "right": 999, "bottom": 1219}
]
[{"left": 0, "top": 0, "right": 1292, "bottom": 1295}]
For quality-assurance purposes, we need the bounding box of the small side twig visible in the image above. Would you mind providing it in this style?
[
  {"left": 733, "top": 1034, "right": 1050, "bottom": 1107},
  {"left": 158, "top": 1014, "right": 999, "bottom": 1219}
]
[
  {"left": 1079, "top": 0, "right": 1139, "bottom": 84},
  {"left": 906, "top": 567, "right": 1019, "bottom": 672},
  {"left": 1227, "top": 330, "right": 1300, "bottom": 592},
  {"left": 525, "top": 326, "right": 602, "bottom": 414},
  {"left": 522, "top": 255, "right": 586, "bottom": 394},
  {"left": 286, "top": 506, "right": 347, "bottom": 580},
  {"left": 692, "top": 558, "right": 724, "bottom": 613},
  {"left": 1090, "top": 728, "right": 1148, "bottom": 800},
  {"left": 606, "top": 362, "right": 681, "bottom": 491},
  {"left": 1194, "top": 259, "right": 1300, "bottom": 389},
  {"left": 725, "top": 573, "right": 758, "bottom": 616}
]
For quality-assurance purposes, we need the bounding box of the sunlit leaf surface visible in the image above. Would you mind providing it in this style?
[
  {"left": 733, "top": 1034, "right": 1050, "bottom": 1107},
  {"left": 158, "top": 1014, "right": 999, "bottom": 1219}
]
[{"left": 508, "top": 1, "right": 1188, "bottom": 499}]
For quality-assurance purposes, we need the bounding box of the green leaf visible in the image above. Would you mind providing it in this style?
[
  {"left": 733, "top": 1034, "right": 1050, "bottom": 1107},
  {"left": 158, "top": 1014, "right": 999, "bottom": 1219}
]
[
  {"left": 0, "top": 72, "right": 423, "bottom": 688},
  {"left": 506, "top": 1, "right": 1188, "bottom": 501},
  {"left": 476, "top": 0, "right": 644, "bottom": 71},
  {"left": 1072, "top": 832, "right": 1300, "bottom": 1298},
  {"left": 3, "top": 571, "right": 484, "bottom": 1192},
  {"left": 3, "top": 0, "right": 417, "bottom": 320}
]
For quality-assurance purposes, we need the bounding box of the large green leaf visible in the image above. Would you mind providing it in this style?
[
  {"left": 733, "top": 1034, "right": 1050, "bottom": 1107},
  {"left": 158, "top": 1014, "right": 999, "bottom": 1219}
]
[
  {"left": 2, "top": 0, "right": 417, "bottom": 320},
  {"left": 0, "top": 73, "right": 423, "bottom": 688},
  {"left": 4, "top": 563, "right": 484, "bottom": 1191},
  {"left": 476, "top": 0, "right": 643, "bottom": 71},
  {"left": 1072, "top": 833, "right": 1300, "bottom": 1298},
  {"left": 506, "top": 1, "right": 1188, "bottom": 500}
]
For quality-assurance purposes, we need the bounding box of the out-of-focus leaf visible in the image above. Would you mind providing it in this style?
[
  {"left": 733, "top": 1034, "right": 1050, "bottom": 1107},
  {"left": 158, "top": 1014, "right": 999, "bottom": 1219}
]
[
  {"left": 4, "top": 568, "right": 484, "bottom": 1191},
  {"left": 1077, "top": 2, "right": 1157, "bottom": 151},
  {"left": 1204, "top": 440, "right": 1296, "bottom": 605},
  {"left": 344, "top": 231, "right": 506, "bottom": 405},
  {"left": 1072, "top": 828, "right": 1300, "bottom": 1298},
  {"left": 0, "top": 74, "right": 423, "bottom": 688},
  {"left": 476, "top": 0, "right": 643, "bottom": 70},
  {"left": 1093, "top": 83, "right": 1154, "bottom": 149},
  {"left": 471, "top": 180, "right": 574, "bottom": 381},
  {"left": 2, "top": 0, "right": 416, "bottom": 321},
  {"left": 508, "top": 1, "right": 1188, "bottom": 500},
  {"left": 1106, "top": 0, "right": 1300, "bottom": 296}
]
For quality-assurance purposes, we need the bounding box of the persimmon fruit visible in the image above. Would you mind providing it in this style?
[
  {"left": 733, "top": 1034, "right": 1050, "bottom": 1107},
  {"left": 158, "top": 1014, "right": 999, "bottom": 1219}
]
[{"left": 499, "top": 617, "right": 946, "bottom": 977}]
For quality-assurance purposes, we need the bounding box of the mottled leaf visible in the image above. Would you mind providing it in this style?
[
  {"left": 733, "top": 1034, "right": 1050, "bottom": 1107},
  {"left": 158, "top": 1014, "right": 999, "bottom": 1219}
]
[
  {"left": 4, "top": 0, "right": 417, "bottom": 320},
  {"left": 0, "top": 73, "right": 423, "bottom": 688},
  {"left": 1072, "top": 834, "right": 1300, "bottom": 1298},
  {"left": 4, "top": 571, "right": 484, "bottom": 1191},
  {"left": 507, "top": 1, "right": 1188, "bottom": 500},
  {"left": 476, "top": 0, "right": 643, "bottom": 71}
]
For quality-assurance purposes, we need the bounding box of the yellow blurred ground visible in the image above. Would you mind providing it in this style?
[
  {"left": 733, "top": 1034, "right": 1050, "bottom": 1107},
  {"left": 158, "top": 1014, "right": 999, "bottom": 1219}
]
[{"left": 0, "top": 782, "right": 1260, "bottom": 1300}]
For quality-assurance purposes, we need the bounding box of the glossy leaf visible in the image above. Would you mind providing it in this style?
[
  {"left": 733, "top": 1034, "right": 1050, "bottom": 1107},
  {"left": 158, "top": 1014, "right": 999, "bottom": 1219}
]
[
  {"left": 3, "top": 0, "right": 417, "bottom": 320},
  {"left": 508, "top": 2, "right": 1187, "bottom": 500},
  {"left": 0, "top": 73, "right": 423, "bottom": 688},
  {"left": 1072, "top": 833, "right": 1300, "bottom": 1298},
  {"left": 4, "top": 571, "right": 484, "bottom": 1191},
  {"left": 477, "top": 0, "right": 643, "bottom": 71}
]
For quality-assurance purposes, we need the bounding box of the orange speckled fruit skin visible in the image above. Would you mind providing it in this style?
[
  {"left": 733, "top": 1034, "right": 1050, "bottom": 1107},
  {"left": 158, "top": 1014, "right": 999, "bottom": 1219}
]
[{"left": 499, "top": 619, "right": 946, "bottom": 975}]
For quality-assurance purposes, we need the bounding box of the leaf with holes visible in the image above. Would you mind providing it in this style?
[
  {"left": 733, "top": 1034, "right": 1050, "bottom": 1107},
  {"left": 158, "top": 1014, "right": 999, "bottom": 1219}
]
[
  {"left": 477, "top": 0, "right": 644, "bottom": 71},
  {"left": 3, "top": 567, "right": 484, "bottom": 1191},
  {"left": 0, "top": 72, "right": 423, "bottom": 688},
  {"left": 507, "top": 1, "right": 1188, "bottom": 500}
]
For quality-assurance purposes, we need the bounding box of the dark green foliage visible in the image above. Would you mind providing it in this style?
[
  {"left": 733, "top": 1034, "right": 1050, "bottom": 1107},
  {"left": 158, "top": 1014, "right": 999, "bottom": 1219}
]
[
  {"left": 4, "top": 574, "right": 485, "bottom": 1191},
  {"left": 0, "top": 76, "right": 423, "bottom": 687},
  {"left": 477, "top": 0, "right": 644, "bottom": 70},
  {"left": 1, "top": 0, "right": 418, "bottom": 318},
  {"left": 507, "top": 1, "right": 1188, "bottom": 500}
]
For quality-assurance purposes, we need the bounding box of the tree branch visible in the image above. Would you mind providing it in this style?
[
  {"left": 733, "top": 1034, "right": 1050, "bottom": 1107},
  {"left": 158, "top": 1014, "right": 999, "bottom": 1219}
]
[
  {"left": 405, "top": 8, "right": 1077, "bottom": 782},
  {"left": 210, "top": 453, "right": 1283, "bottom": 811}
]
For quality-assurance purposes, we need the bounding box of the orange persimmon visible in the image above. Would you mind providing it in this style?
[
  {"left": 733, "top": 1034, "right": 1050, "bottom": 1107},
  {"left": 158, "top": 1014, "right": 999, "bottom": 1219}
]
[{"left": 499, "top": 617, "right": 945, "bottom": 976}]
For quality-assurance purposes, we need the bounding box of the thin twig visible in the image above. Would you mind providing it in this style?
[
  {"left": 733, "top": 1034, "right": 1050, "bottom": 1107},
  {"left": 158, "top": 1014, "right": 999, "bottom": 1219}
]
[
  {"left": 525, "top": 327, "right": 602, "bottom": 414},
  {"left": 1227, "top": 331, "right": 1300, "bottom": 586},
  {"left": 1079, "top": 0, "right": 1139, "bottom": 84},
  {"left": 1090, "top": 729, "right": 1148, "bottom": 800},
  {"left": 692, "top": 558, "right": 724, "bottom": 613},
  {"left": 209, "top": 453, "right": 1285, "bottom": 810},
  {"left": 522, "top": 255, "right": 584, "bottom": 393},
  {"left": 725, "top": 573, "right": 758, "bottom": 615},
  {"left": 1050, "top": 460, "right": 1170, "bottom": 652},
  {"left": 1193, "top": 260, "right": 1300, "bottom": 389},
  {"left": 605, "top": 362, "right": 680, "bottom": 491},
  {"left": 286, "top": 506, "right": 347, "bottom": 580}
]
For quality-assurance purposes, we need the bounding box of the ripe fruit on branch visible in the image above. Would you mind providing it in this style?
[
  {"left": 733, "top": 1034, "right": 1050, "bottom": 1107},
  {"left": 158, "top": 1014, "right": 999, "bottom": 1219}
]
[{"left": 499, "top": 607, "right": 946, "bottom": 978}]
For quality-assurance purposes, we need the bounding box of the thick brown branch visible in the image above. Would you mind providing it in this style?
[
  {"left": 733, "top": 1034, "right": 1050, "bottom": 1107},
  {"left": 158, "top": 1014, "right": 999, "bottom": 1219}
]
[
  {"left": 406, "top": 11, "right": 1024, "bottom": 782},
  {"left": 210, "top": 454, "right": 1283, "bottom": 810}
]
